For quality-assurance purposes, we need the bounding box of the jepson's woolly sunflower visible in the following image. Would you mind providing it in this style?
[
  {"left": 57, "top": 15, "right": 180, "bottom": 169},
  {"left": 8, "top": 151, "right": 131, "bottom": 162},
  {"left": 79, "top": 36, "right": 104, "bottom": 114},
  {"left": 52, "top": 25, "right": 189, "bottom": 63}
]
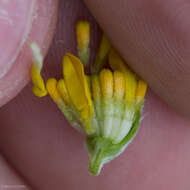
[{"left": 30, "top": 20, "right": 147, "bottom": 176}]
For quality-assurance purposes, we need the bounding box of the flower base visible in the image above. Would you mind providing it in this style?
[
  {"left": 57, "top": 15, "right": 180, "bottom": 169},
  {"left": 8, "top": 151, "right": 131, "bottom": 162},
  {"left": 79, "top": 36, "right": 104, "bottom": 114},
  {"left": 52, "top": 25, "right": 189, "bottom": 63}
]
[{"left": 86, "top": 106, "right": 142, "bottom": 175}]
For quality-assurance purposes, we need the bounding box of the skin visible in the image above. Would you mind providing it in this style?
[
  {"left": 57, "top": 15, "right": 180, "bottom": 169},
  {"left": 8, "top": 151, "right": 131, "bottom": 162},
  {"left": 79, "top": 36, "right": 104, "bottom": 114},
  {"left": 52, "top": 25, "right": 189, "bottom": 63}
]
[
  {"left": 0, "top": 0, "right": 58, "bottom": 107},
  {"left": 0, "top": 0, "right": 190, "bottom": 189}
]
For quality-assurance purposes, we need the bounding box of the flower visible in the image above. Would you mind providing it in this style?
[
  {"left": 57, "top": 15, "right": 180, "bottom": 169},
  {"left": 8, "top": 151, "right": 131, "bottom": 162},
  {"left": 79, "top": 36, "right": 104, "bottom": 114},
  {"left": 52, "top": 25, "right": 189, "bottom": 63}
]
[
  {"left": 30, "top": 20, "right": 147, "bottom": 176},
  {"left": 76, "top": 21, "right": 90, "bottom": 66}
]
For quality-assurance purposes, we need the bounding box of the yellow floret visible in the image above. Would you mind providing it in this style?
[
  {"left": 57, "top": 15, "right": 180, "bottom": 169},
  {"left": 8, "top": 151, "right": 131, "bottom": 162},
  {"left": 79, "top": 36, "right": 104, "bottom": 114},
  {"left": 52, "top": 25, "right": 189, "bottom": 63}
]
[
  {"left": 76, "top": 20, "right": 90, "bottom": 49},
  {"left": 113, "top": 71, "right": 125, "bottom": 101},
  {"left": 93, "top": 34, "right": 111, "bottom": 73},
  {"left": 99, "top": 69, "right": 113, "bottom": 99},
  {"left": 31, "top": 65, "right": 47, "bottom": 97},
  {"left": 124, "top": 75, "right": 137, "bottom": 103},
  {"left": 136, "top": 80, "right": 147, "bottom": 104},
  {"left": 62, "top": 53, "right": 93, "bottom": 120},
  {"left": 109, "top": 48, "right": 128, "bottom": 73},
  {"left": 109, "top": 49, "right": 137, "bottom": 102},
  {"left": 57, "top": 79, "right": 71, "bottom": 105},
  {"left": 30, "top": 42, "right": 47, "bottom": 98},
  {"left": 46, "top": 78, "right": 60, "bottom": 104},
  {"left": 98, "top": 35, "right": 111, "bottom": 60},
  {"left": 76, "top": 20, "right": 90, "bottom": 65}
]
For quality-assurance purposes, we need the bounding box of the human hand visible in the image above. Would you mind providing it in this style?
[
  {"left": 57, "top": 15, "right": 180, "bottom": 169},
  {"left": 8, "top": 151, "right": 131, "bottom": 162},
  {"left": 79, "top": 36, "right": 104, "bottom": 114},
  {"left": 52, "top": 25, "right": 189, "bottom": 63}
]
[
  {"left": 0, "top": 0, "right": 190, "bottom": 189},
  {"left": 84, "top": 0, "right": 190, "bottom": 118}
]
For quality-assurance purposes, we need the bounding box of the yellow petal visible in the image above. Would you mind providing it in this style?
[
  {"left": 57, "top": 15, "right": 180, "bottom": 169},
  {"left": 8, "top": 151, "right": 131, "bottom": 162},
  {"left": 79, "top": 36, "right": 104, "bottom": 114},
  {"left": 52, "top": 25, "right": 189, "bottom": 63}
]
[
  {"left": 99, "top": 69, "right": 113, "bottom": 98},
  {"left": 109, "top": 48, "right": 137, "bottom": 102},
  {"left": 57, "top": 79, "right": 71, "bottom": 105},
  {"left": 31, "top": 65, "right": 47, "bottom": 97},
  {"left": 46, "top": 78, "right": 60, "bottom": 104},
  {"left": 76, "top": 20, "right": 90, "bottom": 65},
  {"left": 136, "top": 80, "right": 147, "bottom": 104},
  {"left": 62, "top": 53, "right": 93, "bottom": 119},
  {"left": 113, "top": 71, "right": 125, "bottom": 101}
]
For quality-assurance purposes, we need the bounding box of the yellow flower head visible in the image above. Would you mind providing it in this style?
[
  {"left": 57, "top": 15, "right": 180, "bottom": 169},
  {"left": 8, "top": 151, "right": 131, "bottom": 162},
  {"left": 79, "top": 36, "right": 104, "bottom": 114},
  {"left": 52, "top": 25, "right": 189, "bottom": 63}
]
[{"left": 30, "top": 20, "right": 148, "bottom": 176}]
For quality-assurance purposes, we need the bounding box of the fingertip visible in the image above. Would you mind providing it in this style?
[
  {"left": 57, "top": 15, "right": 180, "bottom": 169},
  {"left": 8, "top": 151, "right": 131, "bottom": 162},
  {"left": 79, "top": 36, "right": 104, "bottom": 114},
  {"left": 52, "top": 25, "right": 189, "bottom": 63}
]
[
  {"left": 0, "top": 0, "right": 59, "bottom": 107},
  {"left": 84, "top": 0, "right": 190, "bottom": 118}
]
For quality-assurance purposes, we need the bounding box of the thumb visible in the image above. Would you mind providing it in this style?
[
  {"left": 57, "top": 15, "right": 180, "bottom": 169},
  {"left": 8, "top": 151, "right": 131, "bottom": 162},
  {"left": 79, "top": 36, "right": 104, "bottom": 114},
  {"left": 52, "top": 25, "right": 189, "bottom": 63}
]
[
  {"left": 0, "top": 0, "right": 59, "bottom": 107},
  {"left": 84, "top": 0, "right": 190, "bottom": 118}
]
